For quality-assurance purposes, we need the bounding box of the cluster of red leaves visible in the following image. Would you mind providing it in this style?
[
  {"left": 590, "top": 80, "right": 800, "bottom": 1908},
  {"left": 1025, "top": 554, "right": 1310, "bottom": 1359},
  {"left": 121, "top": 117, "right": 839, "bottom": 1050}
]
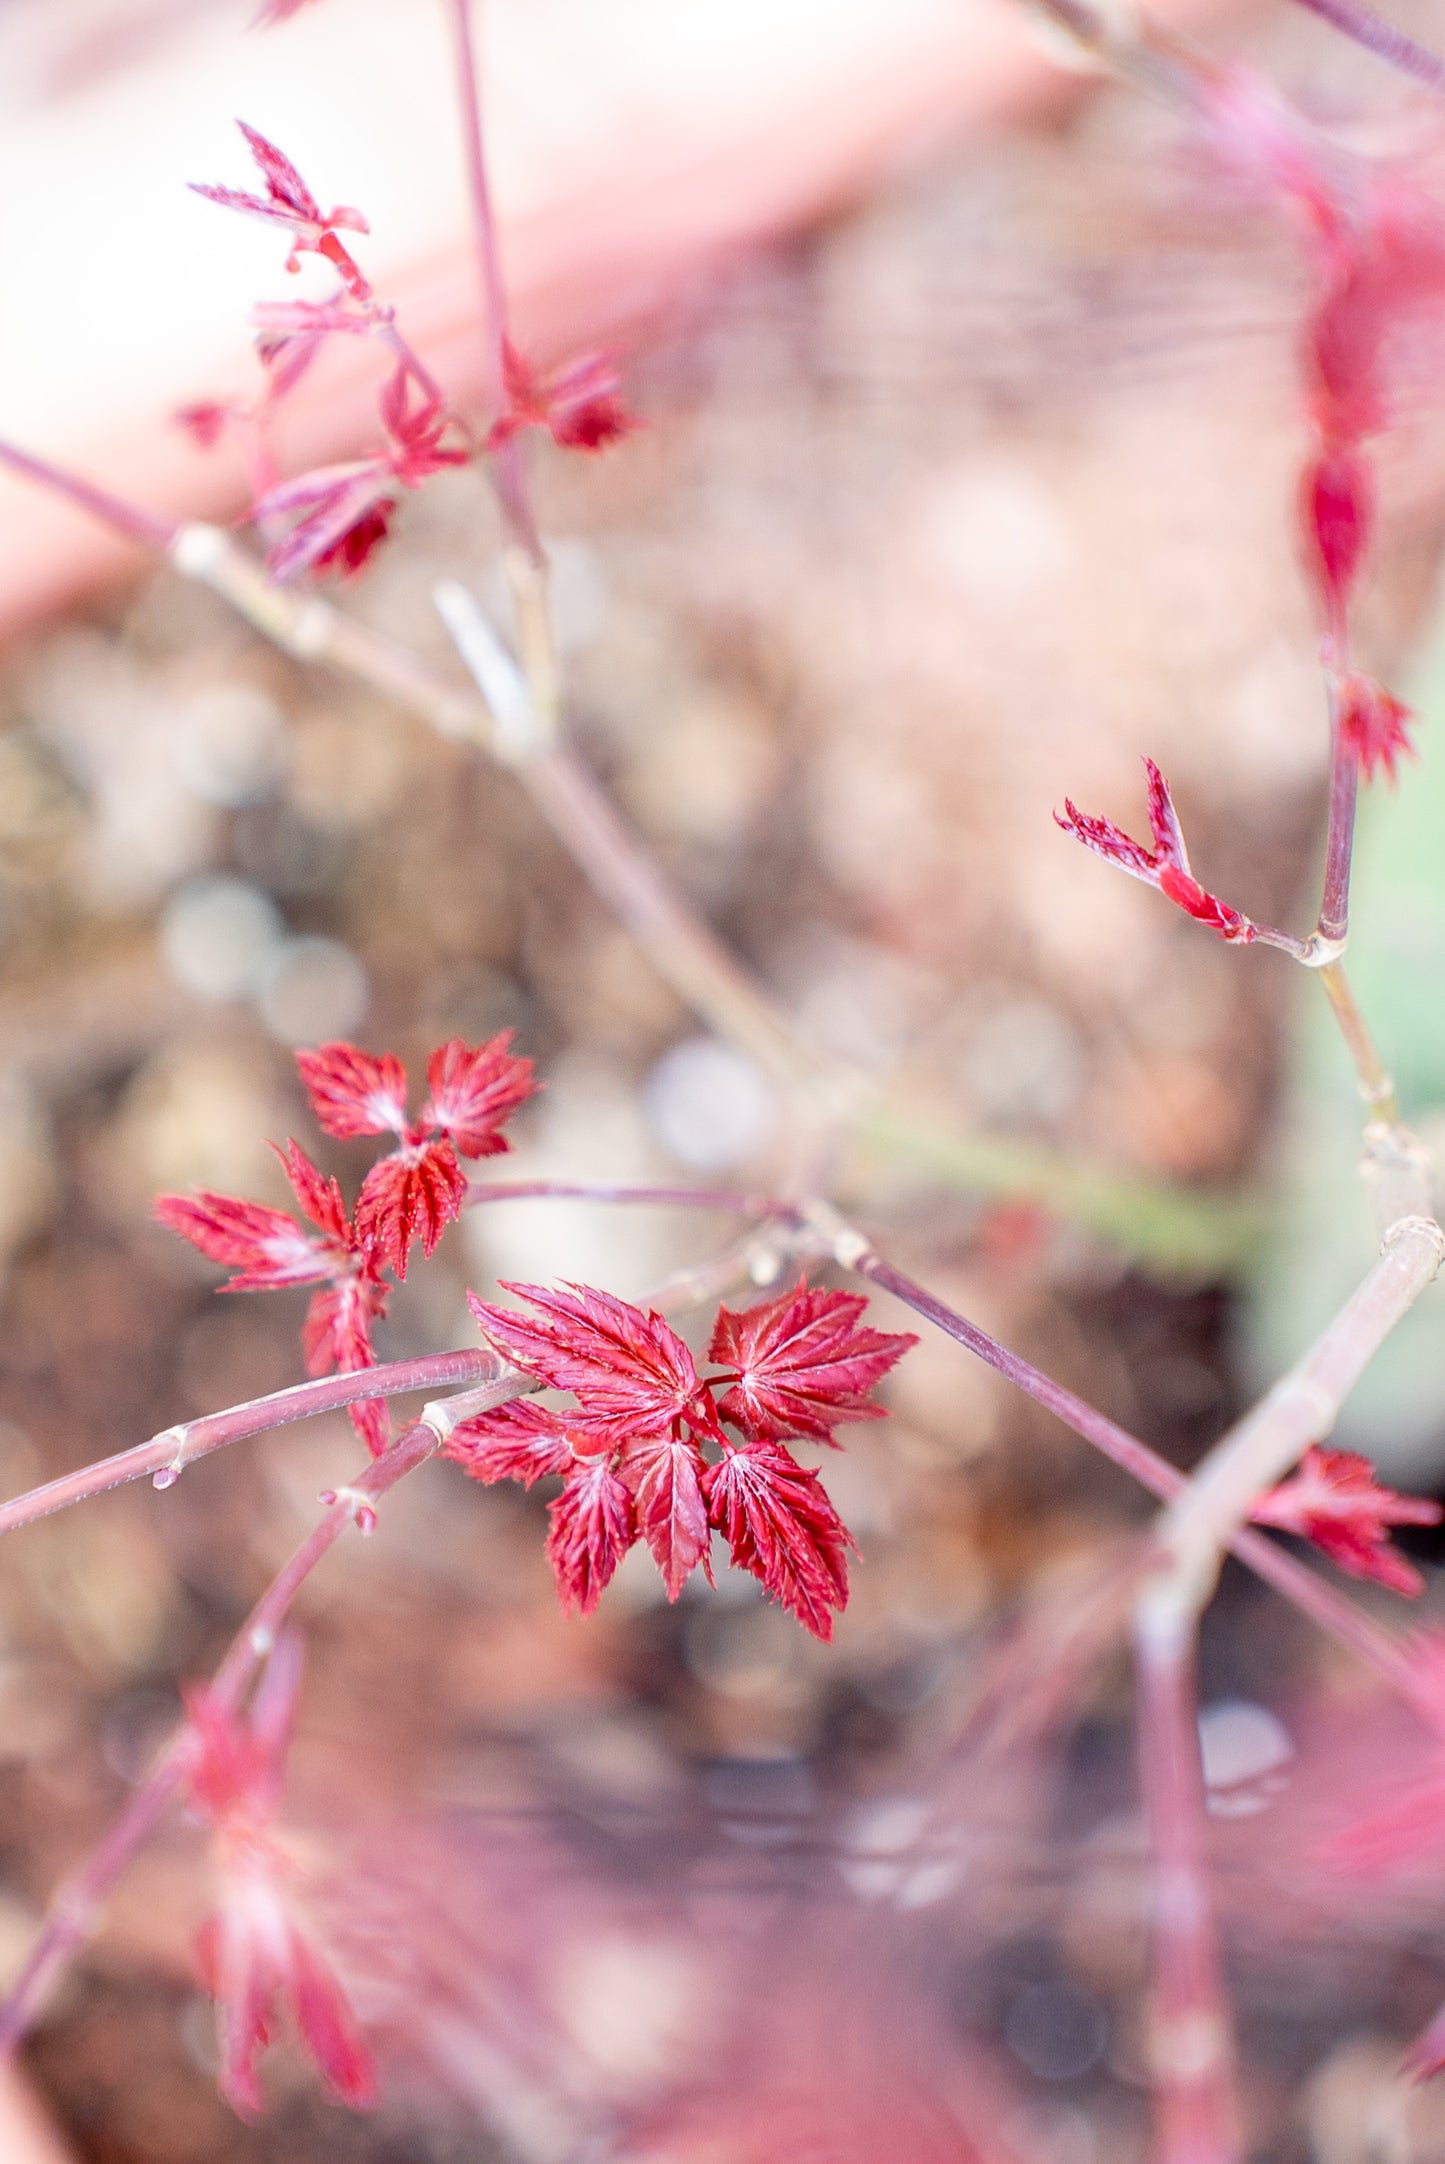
[
  {"left": 184, "top": 1635, "right": 374, "bottom": 2119},
  {"left": 251, "top": 364, "right": 469, "bottom": 580},
  {"left": 1251, "top": 1444, "right": 1441, "bottom": 1596},
  {"left": 451, "top": 1279, "right": 916, "bottom": 1639},
  {"left": 1054, "top": 756, "right": 1254, "bottom": 943},
  {"left": 184, "top": 122, "right": 636, "bottom": 581},
  {"left": 155, "top": 1036, "right": 533, "bottom": 1454}
]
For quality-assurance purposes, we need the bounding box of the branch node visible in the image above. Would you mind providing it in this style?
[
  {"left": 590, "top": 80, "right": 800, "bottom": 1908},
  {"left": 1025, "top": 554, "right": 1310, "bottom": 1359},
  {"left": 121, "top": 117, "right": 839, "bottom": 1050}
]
[
  {"left": 799, "top": 1198, "right": 874, "bottom": 1269},
  {"left": 317, "top": 1486, "right": 378, "bottom": 1536},
  {"left": 150, "top": 1425, "right": 190, "bottom": 1492}
]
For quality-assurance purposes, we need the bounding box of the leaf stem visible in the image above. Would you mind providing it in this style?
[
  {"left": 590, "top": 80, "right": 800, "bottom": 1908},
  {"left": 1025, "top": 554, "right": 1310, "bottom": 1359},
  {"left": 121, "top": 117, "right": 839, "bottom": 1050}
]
[{"left": 445, "top": 0, "right": 540, "bottom": 560}]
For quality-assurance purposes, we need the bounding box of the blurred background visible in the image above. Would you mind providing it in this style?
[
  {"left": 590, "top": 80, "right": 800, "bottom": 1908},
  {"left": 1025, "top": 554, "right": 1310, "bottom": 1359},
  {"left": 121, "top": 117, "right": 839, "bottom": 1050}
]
[{"left": 5, "top": 0, "right": 1445, "bottom": 2157}]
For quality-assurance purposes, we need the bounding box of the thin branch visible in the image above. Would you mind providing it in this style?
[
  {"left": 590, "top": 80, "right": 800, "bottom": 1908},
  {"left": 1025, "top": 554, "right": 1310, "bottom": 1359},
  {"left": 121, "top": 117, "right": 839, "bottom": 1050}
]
[
  {"left": 1319, "top": 959, "right": 1401, "bottom": 1125},
  {"left": 0, "top": 1349, "right": 506, "bottom": 1539},
  {"left": 467, "top": 1176, "right": 794, "bottom": 1216},
  {"left": 1122, "top": 1210, "right": 1443, "bottom": 2164},
  {"left": 823, "top": 1223, "right": 1417, "bottom": 1695},
  {"left": 1132, "top": 1606, "right": 1240, "bottom": 2164},
  {"left": 1285, "top": 0, "right": 1445, "bottom": 90},
  {"left": 0, "top": 438, "right": 176, "bottom": 553},
  {"left": 445, "top": 0, "right": 507, "bottom": 417},
  {"left": 445, "top": 0, "right": 540, "bottom": 558},
  {"left": 1154, "top": 1212, "right": 1445, "bottom": 1618}
]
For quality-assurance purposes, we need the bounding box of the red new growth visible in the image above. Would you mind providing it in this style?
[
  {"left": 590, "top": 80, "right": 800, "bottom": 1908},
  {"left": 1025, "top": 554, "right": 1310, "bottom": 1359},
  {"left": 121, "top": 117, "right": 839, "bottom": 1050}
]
[
  {"left": 458, "top": 1275, "right": 913, "bottom": 1635},
  {"left": 710, "top": 1281, "right": 917, "bottom": 1446},
  {"left": 297, "top": 1033, "right": 533, "bottom": 1276},
  {"left": 489, "top": 340, "right": 635, "bottom": 455},
  {"left": 466, "top": 1282, "right": 709, "bottom": 1453},
  {"left": 253, "top": 367, "right": 469, "bottom": 582},
  {"left": 157, "top": 1037, "right": 534, "bottom": 1452},
  {"left": 1055, "top": 757, "right": 1255, "bottom": 942},
  {"left": 1338, "top": 670, "right": 1417, "bottom": 783},
  {"left": 703, "top": 1438, "right": 855, "bottom": 1644},
  {"left": 191, "top": 122, "right": 368, "bottom": 281},
  {"left": 1251, "top": 1445, "right": 1441, "bottom": 1596},
  {"left": 155, "top": 1138, "right": 391, "bottom": 1455},
  {"left": 251, "top": 297, "right": 371, "bottom": 397},
  {"left": 184, "top": 1636, "right": 375, "bottom": 2120}
]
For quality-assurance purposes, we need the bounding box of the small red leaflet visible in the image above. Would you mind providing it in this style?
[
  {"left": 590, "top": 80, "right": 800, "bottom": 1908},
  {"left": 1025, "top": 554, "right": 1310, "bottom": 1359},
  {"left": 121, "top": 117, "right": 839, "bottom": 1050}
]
[
  {"left": 489, "top": 340, "right": 635, "bottom": 456},
  {"left": 710, "top": 1281, "right": 916, "bottom": 1447},
  {"left": 703, "top": 1437, "right": 855, "bottom": 1642},
  {"left": 1338, "top": 671, "right": 1417, "bottom": 784},
  {"left": 191, "top": 122, "right": 368, "bottom": 276},
  {"left": 250, "top": 368, "right": 469, "bottom": 583},
  {"left": 467, "top": 1281, "right": 708, "bottom": 1453},
  {"left": 1251, "top": 1445, "right": 1441, "bottom": 1596},
  {"left": 545, "top": 1456, "right": 637, "bottom": 1617},
  {"left": 1055, "top": 757, "right": 1255, "bottom": 943}
]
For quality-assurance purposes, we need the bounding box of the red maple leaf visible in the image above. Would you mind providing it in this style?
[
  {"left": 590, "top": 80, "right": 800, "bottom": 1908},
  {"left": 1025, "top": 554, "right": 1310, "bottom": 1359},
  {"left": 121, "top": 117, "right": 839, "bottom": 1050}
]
[
  {"left": 1338, "top": 670, "right": 1417, "bottom": 783},
  {"left": 296, "top": 1044, "right": 409, "bottom": 1139},
  {"left": 545, "top": 1455, "right": 638, "bottom": 1615},
  {"left": 295, "top": 1036, "right": 533, "bottom": 1276},
  {"left": 444, "top": 1398, "right": 575, "bottom": 1489},
  {"left": 467, "top": 1282, "right": 706, "bottom": 1452},
  {"left": 710, "top": 1281, "right": 916, "bottom": 1448},
  {"left": 703, "top": 1438, "right": 855, "bottom": 1642},
  {"left": 155, "top": 1140, "right": 390, "bottom": 1455},
  {"left": 421, "top": 1036, "right": 535, "bottom": 1158},
  {"left": 185, "top": 1637, "right": 375, "bottom": 2120},
  {"left": 1055, "top": 757, "right": 1255, "bottom": 943},
  {"left": 489, "top": 340, "right": 634, "bottom": 456},
  {"left": 1251, "top": 1445, "right": 1441, "bottom": 1596}
]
